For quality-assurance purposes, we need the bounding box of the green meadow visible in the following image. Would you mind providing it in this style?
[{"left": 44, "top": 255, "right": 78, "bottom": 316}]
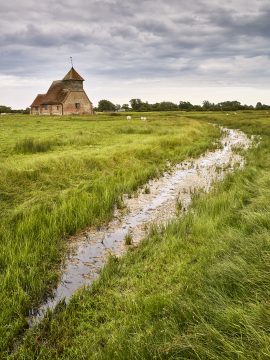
[
  {"left": 11, "top": 111, "right": 270, "bottom": 360},
  {"left": 0, "top": 112, "right": 219, "bottom": 356},
  {"left": 1, "top": 112, "right": 270, "bottom": 359}
]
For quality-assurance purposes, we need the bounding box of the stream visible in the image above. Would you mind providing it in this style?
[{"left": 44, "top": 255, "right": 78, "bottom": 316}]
[{"left": 29, "top": 126, "right": 252, "bottom": 324}]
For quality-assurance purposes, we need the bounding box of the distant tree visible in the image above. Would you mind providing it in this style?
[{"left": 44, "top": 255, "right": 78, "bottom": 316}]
[
  {"left": 157, "top": 101, "right": 178, "bottom": 111},
  {"left": 110, "top": 98, "right": 265, "bottom": 113},
  {"left": 217, "top": 101, "right": 242, "bottom": 111},
  {"left": 22, "top": 107, "right": 30, "bottom": 114},
  {"left": 129, "top": 99, "right": 143, "bottom": 111},
  {"left": 179, "top": 101, "right": 194, "bottom": 111},
  {"left": 121, "top": 104, "right": 130, "bottom": 110},
  {"left": 193, "top": 105, "right": 203, "bottom": 111},
  {"left": 151, "top": 103, "right": 160, "bottom": 111},
  {"left": 97, "top": 99, "right": 116, "bottom": 112},
  {"left": 140, "top": 101, "right": 152, "bottom": 111},
  {"left": 202, "top": 100, "right": 215, "bottom": 110},
  {"left": 121, "top": 104, "right": 130, "bottom": 111},
  {"left": 256, "top": 102, "right": 263, "bottom": 110},
  {"left": 0, "top": 105, "right": 12, "bottom": 113},
  {"left": 255, "top": 102, "right": 270, "bottom": 110}
]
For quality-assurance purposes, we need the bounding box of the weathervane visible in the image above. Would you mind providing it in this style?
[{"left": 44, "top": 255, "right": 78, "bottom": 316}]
[{"left": 70, "top": 56, "right": 73, "bottom": 67}]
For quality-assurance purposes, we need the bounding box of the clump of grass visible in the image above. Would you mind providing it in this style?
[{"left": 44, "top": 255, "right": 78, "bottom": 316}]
[
  {"left": 116, "top": 196, "right": 125, "bottom": 210},
  {"left": 124, "top": 231, "right": 133, "bottom": 245},
  {"left": 176, "top": 198, "right": 182, "bottom": 213},
  {"left": 117, "top": 126, "right": 153, "bottom": 135},
  {"left": 144, "top": 186, "right": 150, "bottom": 194},
  {"left": 15, "top": 138, "right": 52, "bottom": 153},
  {"left": 215, "top": 164, "right": 223, "bottom": 174}
]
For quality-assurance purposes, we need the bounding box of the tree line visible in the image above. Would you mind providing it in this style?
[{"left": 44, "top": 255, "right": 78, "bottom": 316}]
[
  {"left": 1, "top": 100, "right": 270, "bottom": 114},
  {"left": 0, "top": 105, "right": 30, "bottom": 114},
  {"left": 96, "top": 99, "right": 270, "bottom": 112}
]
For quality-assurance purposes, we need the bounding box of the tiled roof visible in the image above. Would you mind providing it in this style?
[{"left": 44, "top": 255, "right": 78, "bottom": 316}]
[
  {"left": 31, "top": 81, "right": 69, "bottom": 106},
  {"left": 40, "top": 81, "right": 69, "bottom": 105},
  {"left": 31, "top": 94, "right": 46, "bottom": 107},
  {"left": 62, "top": 67, "right": 84, "bottom": 81}
]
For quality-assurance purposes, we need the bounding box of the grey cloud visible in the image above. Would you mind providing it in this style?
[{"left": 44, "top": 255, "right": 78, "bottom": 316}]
[{"left": 0, "top": 0, "right": 270, "bottom": 88}]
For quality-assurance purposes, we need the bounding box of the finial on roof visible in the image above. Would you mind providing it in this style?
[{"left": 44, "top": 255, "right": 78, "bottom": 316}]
[{"left": 70, "top": 56, "right": 74, "bottom": 68}]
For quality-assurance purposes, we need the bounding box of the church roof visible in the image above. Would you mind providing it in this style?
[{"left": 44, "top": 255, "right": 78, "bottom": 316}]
[
  {"left": 31, "top": 94, "right": 46, "bottom": 107},
  {"left": 30, "top": 81, "right": 69, "bottom": 106},
  {"left": 62, "top": 67, "right": 84, "bottom": 81},
  {"left": 41, "top": 81, "right": 69, "bottom": 105}
]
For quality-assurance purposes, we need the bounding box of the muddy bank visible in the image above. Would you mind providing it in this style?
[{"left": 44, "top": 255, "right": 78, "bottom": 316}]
[{"left": 29, "top": 127, "right": 252, "bottom": 323}]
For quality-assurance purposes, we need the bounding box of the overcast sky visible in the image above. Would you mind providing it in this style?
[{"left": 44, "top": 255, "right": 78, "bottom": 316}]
[{"left": 1, "top": 0, "right": 270, "bottom": 108}]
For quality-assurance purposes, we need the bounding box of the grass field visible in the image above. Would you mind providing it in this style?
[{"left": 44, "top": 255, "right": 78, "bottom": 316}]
[
  {"left": 5, "top": 111, "right": 270, "bottom": 360},
  {"left": 0, "top": 112, "right": 220, "bottom": 356}
]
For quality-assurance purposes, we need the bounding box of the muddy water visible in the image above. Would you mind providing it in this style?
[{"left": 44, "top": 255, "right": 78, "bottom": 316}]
[{"left": 29, "top": 127, "right": 252, "bottom": 323}]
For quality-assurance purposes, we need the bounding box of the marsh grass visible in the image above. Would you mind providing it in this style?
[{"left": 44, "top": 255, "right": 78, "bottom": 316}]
[
  {"left": 144, "top": 186, "right": 150, "bottom": 194},
  {"left": 0, "top": 113, "right": 219, "bottom": 354},
  {"left": 15, "top": 138, "right": 52, "bottom": 153},
  {"left": 10, "top": 111, "right": 270, "bottom": 360},
  {"left": 116, "top": 126, "right": 153, "bottom": 134},
  {"left": 124, "top": 231, "right": 133, "bottom": 245},
  {"left": 175, "top": 198, "right": 182, "bottom": 214},
  {"left": 116, "top": 196, "right": 125, "bottom": 210}
]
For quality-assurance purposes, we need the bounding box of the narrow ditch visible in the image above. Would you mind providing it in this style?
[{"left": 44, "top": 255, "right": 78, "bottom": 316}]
[{"left": 28, "top": 126, "right": 253, "bottom": 325}]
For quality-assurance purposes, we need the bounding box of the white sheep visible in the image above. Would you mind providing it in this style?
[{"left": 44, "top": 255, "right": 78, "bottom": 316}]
[
  {"left": 126, "top": 116, "right": 132, "bottom": 121},
  {"left": 140, "top": 116, "right": 147, "bottom": 121}
]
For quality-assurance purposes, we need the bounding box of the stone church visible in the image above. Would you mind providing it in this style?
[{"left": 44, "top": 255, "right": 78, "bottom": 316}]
[{"left": 30, "top": 67, "right": 94, "bottom": 115}]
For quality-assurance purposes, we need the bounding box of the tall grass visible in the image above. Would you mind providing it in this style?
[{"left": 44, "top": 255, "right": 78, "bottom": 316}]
[
  {"left": 0, "top": 113, "right": 219, "bottom": 355},
  {"left": 15, "top": 138, "right": 52, "bottom": 153},
  {"left": 9, "top": 111, "right": 270, "bottom": 360}
]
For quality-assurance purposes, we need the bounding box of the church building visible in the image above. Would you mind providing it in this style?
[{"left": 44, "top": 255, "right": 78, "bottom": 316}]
[{"left": 30, "top": 67, "right": 94, "bottom": 115}]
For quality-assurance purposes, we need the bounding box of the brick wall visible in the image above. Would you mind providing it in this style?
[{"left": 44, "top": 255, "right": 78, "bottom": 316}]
[
  {"left": 39, "top": 106, "right": 51, "bottom": 115},
  {"left": 31, "top": 105, "right": 63, "bottom": 115},
  {"left": 31, "top": 106, "right": 40, "bottom": 115},
  {"left": 63, "top": 91, "right": 93, "bottom": 115},
  {"left": 51, "top": 105, "right": 62, "bottom": 115}
]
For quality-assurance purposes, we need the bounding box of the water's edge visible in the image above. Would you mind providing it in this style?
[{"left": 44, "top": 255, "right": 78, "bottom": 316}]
[{"left": 28, "top": 126, "right": 253, "bottom": 325}]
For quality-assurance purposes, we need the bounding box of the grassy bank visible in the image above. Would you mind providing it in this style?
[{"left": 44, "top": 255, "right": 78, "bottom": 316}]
[
  {"left": 0, "top": 113, "right": 219, "bottom": 354},
  {"left": 10, "top": 111, "right": 270, "bottom": 359}
]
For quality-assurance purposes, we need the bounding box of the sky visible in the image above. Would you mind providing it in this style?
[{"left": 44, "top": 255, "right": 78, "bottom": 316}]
[{"left": 1, "top": 0, "right": 270, "bottom": 108}]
